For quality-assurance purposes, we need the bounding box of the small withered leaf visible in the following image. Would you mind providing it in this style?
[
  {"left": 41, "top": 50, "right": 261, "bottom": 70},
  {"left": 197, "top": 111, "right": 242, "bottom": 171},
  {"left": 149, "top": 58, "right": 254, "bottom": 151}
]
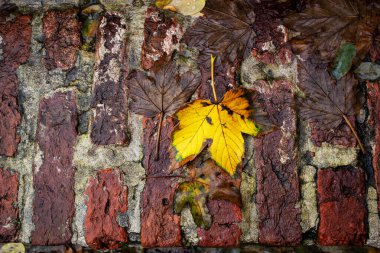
[
  {"left": 128, "top": 59, "right": 201, "bottom": 117},
  {"left": 174, "top": 159, "right": 241, "bottom": 229}
]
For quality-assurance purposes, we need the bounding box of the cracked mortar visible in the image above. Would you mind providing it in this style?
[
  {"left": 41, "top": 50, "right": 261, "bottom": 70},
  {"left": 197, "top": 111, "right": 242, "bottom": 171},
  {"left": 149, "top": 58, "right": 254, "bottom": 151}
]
[
  {"left": 367, "top": 186, "right": 380, "bottom": 248},
  {"left": 300, "top": 165, "right": 318, "bottom": 234},
  {"left": 121, "top": 162, "right": 145, "bottom": 241},
  {"left": 240, "top": 136, "right": 259, "bottom": 244},
  {"left": 180, "top": 207, "right": 199, "bottom": 246}
]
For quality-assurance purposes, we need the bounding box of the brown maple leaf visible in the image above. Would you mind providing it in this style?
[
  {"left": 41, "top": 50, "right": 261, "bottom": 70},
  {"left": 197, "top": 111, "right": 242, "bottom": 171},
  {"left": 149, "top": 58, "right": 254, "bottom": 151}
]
[
  {"left": 183, "top": 0, "right": 255, "bottom": 63},
  {"left": 182, "top": 0, "right": 288, "bottom": 64},
  {"left": 297, "top": 60, "right": 365, "bottom": 152},
  {"left": 128, "top": 59, "right": 200, "bottom": 159},
  {"left": 284, "top": 0, "right": 380, "bottom": 61}
]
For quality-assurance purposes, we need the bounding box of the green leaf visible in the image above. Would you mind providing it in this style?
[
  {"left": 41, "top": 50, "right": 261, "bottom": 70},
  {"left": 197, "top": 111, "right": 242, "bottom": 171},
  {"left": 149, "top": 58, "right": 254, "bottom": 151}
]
[{"left": 332, "top": 43, "right": 356, "bottom": 80}]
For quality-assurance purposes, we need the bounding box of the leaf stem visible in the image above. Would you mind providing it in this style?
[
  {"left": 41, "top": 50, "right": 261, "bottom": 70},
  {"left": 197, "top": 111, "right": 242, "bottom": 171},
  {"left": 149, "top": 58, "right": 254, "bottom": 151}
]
[
  {"left": 342, "top": 114, "right": 365, "bottom": 154},
  {"left": 210, "top": 54, "right": 218, "bottom": 102},
  {"left": 155, "top": 112, "right": 165, "bottom": 161}
]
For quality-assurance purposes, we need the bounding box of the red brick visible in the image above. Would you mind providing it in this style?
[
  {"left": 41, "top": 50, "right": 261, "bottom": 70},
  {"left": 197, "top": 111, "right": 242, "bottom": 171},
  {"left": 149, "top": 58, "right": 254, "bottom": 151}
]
[
  {"left": 32, "top": 91, "right": 77, "bottom": 245},
  {"left": 254, "top": 80, "right": 302, "bottom": 246},
  {"left": 141, "top": 118, "right": 181, "bottom": 247},
  {"left": 84, "top": 169, "right": 128, "bottom": 249},
  {"left": 43, "top": 9, "right": 81, "bottom": 70},
  {"left": 310, "top": 119, "right": 357, "bottom": 148},
  {"left": 0, "top": 168, "right": 19, "bottom": 242},
  {"left": 367, "top": 82, "right": 380, "bottom": 211},
  {"left": 198, "top": 200, "right": 242, "bottom": 247},
  {"left": 141, "top": 7, "right": 182, "bottom": 70},
  {"left": 317, "top": 167, "right": 366, "bottom": 245},
  {"left": 0, "top": 13, "right": 32, "bottom": 157},
  {"left": 90, "top": 14, "right": 129, "bottom": 146}
]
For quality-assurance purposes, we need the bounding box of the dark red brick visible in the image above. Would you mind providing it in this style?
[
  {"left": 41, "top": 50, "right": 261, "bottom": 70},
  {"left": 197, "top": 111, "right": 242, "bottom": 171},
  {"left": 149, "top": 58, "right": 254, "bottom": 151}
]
[
  {"left": 253, "top": 80, "right": 302, "bottom": 246},
  {"left": 141, "top": 7, "right": 182, "bottom": 70},
  {"left": 90, "top": 14, "right": 129, "bottom": 146},
  {"left": 310, "top": 119, "right": 357, "bottom": 148},
  {"left": 367, "top": 82, "right": 380, "bottom": 211},
  {"left": 317, "top": 167, "right": 366, "bottom": 245},
  {"left": 141, "top": 117, "right": 181, "bottom": 247},
  {"left": 252, "top": 49, "right": 276, "bottom": 64},
  {"left": 0, "top": 13, "right": 32, "bottom": 157},
  {"left": 43, "top": 9, "right": 81, "bottom": 70},
  {"left": 0, "top": 168, "right": 19, "bottom": 242},
  {"left": 198, "top": 200, "right": 242, "bottom": 247},
  {"left": 32, "top": 91, "right": 77, "bottom": 245},
  {"left": 84, "top": 169, "right": 128, "bottom": 249},
  {"left": 0, "top": 13, "right": 32, "bottom": 70}
]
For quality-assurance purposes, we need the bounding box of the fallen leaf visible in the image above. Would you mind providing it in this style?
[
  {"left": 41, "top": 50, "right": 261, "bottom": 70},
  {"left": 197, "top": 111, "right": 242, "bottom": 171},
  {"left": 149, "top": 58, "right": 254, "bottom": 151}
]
[
  {"left": 80, "top": 4, "right": 103, "bottom": 52},
  {"left": 156, "top": 0, "right": 206, "bottom": 16},
  {"left": 128, "top": 59, "right": 200, "bottom": 159},
  {"left": 183, "top": 0, "right": 292, "bottom": 64},
  {"left": 332, "top": 43, "right": 356, "bottom": 80},
  {"left": 175, "top": 181, "right": 211, "bottom": 228},
  {"left": 172, "top": 88, "right": 260, "bottom": 176},
  {"left": 174, "top": 159, "right": 241, "bottom": 229},
  {"left": 0, "top": 243, "right": 25, "bottom": 253},
  {"left": 183, "top": 0, "right": 256, "bottom": 63},
  {"left": 284, "top": 0, "right": 380, "bottom": 61},
  {"left": 298, "top": 60, "right": 365, "bottom": 152}
]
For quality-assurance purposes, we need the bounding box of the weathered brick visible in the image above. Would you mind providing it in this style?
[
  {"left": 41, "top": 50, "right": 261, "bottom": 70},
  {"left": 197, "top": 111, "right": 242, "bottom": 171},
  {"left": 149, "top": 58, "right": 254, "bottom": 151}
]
[
  {"left": 0, "top": 168, "right": 19, "bottom": 242},
  {"left": 84, "top": 169, "right": 128, "bottom": 249},
  {"left": 43, "top": 9, "right": 81, "bottom": 70},
  {"left": 310, "top": 120, "right": 357, "bottom": 148},
  {"left": 367, "top": 82, "right": 380, "bottom": 211},
  {"left": 141, "top": 7, "right": 182, "bottom": 70},
  {"left": 0, "top": 13, "right": 32, "bottom": 157},
  {"left": 254, "top": 80, "right": 302, "bottom": 246},
  {"left": 32, "top": 91, "right": 77, "bottom": 245},
  {"left": 90, "top": 13, "right": 129, "bottom": 146},
  {"left": 141, "top": 118, "right": 181, "bottom": 247},
  {"left": 317, "top": 167, "right": 366, "bottom": 245},
  {"left": 198, "top": 200, "right": 242, "bottom": 247}
]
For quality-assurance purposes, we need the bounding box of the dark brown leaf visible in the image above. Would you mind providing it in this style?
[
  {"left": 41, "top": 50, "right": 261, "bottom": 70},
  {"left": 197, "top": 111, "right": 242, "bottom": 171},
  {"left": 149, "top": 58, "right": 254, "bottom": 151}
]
[
  {"left": 128, "top": 59, "right": 200, "bottom": 117},
  {"left": 298, "top": 61, "right": 357, "bottom": 130},
  {"left": 183, "top": 0, "right": 256, "bottom": 64},
  {"left": 183, "top": 0, "right": 292, "bottom": 64},
  {"left": 128, "top": 59, "right": 200, "bottom": 160},
  {"left": 284, "top": 0, "right": 380, "bottom": 61}
]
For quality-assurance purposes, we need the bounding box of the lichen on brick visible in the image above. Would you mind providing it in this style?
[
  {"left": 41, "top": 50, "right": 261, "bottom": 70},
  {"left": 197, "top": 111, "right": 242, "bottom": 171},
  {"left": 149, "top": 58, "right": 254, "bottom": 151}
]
[{"left": 300, "top": 165, "right": 318, "bottom": 234}]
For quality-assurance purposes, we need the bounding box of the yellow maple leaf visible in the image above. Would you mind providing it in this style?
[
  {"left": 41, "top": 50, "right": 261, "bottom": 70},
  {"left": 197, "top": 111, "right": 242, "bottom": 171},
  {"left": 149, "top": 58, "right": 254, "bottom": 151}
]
[
  {"left": 156, "top": 0, "right": 206, "bottom": 16},
  {"left": 172, "top": 88, "right": 259, "bottom": 175}
]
